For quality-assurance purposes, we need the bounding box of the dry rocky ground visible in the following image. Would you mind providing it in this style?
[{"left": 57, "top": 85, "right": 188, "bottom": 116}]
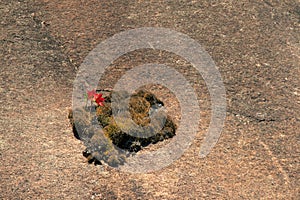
[{"left": 1, "top": 0, "right": 299, "bottom": 199}]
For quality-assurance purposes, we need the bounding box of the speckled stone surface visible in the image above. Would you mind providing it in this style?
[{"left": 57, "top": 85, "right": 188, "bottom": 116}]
[{"left": 1, "top": 0, "right": 299, "bottom": 199}]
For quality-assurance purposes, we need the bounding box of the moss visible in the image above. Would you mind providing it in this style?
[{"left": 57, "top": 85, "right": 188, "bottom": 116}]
[
  {"left": 98, "top": 90, "right": 176, "bottom": 151},
  {"left": 69, "top": 89, "right": 176, "bottom": 167}
]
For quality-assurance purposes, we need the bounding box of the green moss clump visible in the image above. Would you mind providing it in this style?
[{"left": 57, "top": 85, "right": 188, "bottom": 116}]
[
  {"left": 97, "top": 90, "right": 176, "bottom": 152},
  {"left": 69, "top": 90, "right": 177, "bottom": 166}
]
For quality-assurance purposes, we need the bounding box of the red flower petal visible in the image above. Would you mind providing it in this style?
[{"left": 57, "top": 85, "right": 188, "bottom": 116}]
[
  {"left": 94, "top": 93, "right": 105, "bottom": 106},
  {"left": 87, "top": 89, "right": 97, "bottom": 100}
]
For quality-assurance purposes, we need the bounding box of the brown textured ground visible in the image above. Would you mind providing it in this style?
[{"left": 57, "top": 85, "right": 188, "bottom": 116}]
[{"left": 1, "top": 0, "right": 299, "bottom": 199}]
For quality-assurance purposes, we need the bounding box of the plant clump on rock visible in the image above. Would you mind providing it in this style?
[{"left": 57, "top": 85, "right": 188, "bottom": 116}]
[{"left": 69, "top": 89, "right": 176, "bottom": 167}]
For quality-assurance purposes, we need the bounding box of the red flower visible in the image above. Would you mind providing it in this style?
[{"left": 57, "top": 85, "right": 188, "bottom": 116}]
[
  {"left": 94, "top": 93, "right": 105, "bottom": 106},
  {"left": 86, "top": 89, "right": 105, "bottom": 106},
  {"left": 87, "top": 89, "right": 97, "bottom": 100}
]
